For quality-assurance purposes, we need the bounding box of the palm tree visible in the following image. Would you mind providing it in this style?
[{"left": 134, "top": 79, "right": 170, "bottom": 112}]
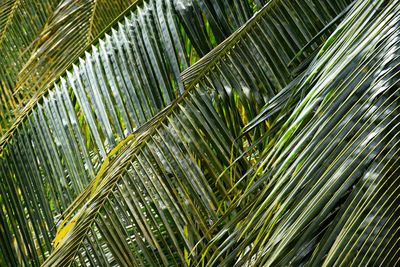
[{"left": 0, "top": 0, "right": 399, "bottom": 266}]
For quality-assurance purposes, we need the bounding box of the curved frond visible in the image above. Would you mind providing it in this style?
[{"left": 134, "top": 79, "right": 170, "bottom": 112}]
[
  {"left": 0, "top": 0, "right": 61, "bottom": 130},
  {"left": 14, "top": 0, "right": 140, "bottom": 107},
  {"left": 205, "top": 1, "right": 400, "bottom": 265},
  {"left": 43, "top": 87, "right": 250, "bottom": 266},
  {"left": 37, "top": 0, "right": 354, "bottom": 265},
  {"left": 0, "top": 0, "right": 140, "bottom": 135},
  {"left": 0, "top": 0, "right": 270, "bottom": 264},
  {"left": 0, "top": 0, "right": 371, "bottom": 265}
]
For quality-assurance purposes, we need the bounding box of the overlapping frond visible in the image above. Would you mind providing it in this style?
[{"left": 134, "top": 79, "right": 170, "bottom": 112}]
[
  {"left": 0, "top": 0, "right": 273, "bottom": 264},
  {"left": 0, "top": 1, "right": 191, "bottom": 264},
  {"left": 14, "top": 0, "right": 140, "bottom": 108},
  {"left": 42, "top": 85, "right": 251, "bottom": 266},
  {"left": 36, "top": 0, "right": 353, "bottom": 265},
  {"left": 1, "top": 0, "right": 393, "bottom": 266},
  {"left": 204, "top": 1, "right": 400, "bottom": 266},
  {"left": 0, "top": 0, "right": 61, "bottom": 130},
  {"left": 0, "top": 0, "right": 140, "bottom": 137}
]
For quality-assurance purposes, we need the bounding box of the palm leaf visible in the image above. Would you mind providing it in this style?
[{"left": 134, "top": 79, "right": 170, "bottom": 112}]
[
  {"left": 0, "top": 1, "right": 191, "bottom": 263},
  {"left": 42, "top": 88, "right": 250, "bottom": 266},
  {"left": 14, "top": 0, "right": 140, "bottom": 108},
  {"left": 0, "top": 0, "right": 61, "bottom": 130},
  {"left": 1, "top": 0, "right": 265, "bottom": 137},
  {"left": 0, "top": 0, "right": 141, "bottom": 136},
  {"left": 0, "top": 0, "right": 268, "bottom": 264},
  {"left": 204, "top": 0, "right": 400, "bottom": 265},
  {"left": 37, "top": 0, "right": 354, "bottom": 265},
  {"left": 0, "top": 0, "right": 361, "bottom": 265}
]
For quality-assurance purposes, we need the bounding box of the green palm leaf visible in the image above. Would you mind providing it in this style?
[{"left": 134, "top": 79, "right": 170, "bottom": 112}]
[
  {"left": 205, "top": 1, "right": 400, "bottom": 266},
  {"left": 0, "top": 0, "right": 271, "bottom": 264},
  {"left": 36, "top": 0, "right": 353, "bottom": 265},
  {"left": 14, "top": 0, "right": 140, "bottom": 104},
  {"left": 1, "top": 0, "right": 393, "bottom": 266},
  {"left": 0, "top": 0, "right": 142, "bottom": 135}
]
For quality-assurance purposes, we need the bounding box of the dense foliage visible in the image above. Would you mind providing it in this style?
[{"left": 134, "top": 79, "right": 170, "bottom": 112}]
[{"left": 0, "top": 0, "right": 399, "bottom": 266}]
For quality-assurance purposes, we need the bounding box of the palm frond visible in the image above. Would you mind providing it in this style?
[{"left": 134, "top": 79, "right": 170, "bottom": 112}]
[
  {"left": 0, "top": 0, "right": 268, "bottom": 264},
  {"left": 205, "top": 1, "right": 400, "bottom": 265},
  {"left": 0, "top": 0, "right": 192, "bottom": 263},
  {"left": 0, "top": 0, "right": 16, "bottom": 34},
  {"left": 0, "top": 0, "right": 268, "bottom": 138},
  {"left": 14, "top": 0, "right": 140, "bottom": 108},
  {"left": 0, "top": 0, "right": 61, "bottom": 130},
  {"left": 37, "top": 0, "right": 354, "bottom": 265},
  {"left": 0, "top": 0, "right": 143, "bottom": 135},
  {"left": 42, "top": 87, "right": 250, "bottom": 266},
  {"left": 0, "top": 0, "right": 366, "bottom": 265}
]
